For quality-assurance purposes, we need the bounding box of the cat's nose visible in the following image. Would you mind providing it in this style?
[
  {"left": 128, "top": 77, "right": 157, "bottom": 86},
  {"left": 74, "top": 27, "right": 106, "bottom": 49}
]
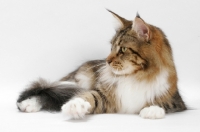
[
  {"left": 106, "top": 54, "right": 115, "bottom": 64},
  {"left": 107, "top": 59, "right": 112, "bottom": 64},
  {"left": 106, "top": 57, "right": 114, "bottom": 64}
]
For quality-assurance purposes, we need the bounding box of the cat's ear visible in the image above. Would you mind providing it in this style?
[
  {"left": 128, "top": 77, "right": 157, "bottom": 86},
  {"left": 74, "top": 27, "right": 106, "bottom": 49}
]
[
  {"left": 107, "top": 10, "right": 131, "bottom": 31},
  {"left": 132, "top": 14, "right": 150, "bottom": 41}
]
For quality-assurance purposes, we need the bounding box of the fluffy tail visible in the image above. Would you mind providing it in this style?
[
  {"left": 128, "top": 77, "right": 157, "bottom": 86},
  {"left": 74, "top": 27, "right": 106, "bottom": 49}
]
[{"left": 17, "top": 78, "right": 85, "bottom": 111}]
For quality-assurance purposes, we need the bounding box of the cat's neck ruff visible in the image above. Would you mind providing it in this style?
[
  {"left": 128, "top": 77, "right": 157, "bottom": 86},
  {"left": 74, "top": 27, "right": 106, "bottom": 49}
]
[{"left": 99, "top": 66, "right": 170, "bottom": 114}]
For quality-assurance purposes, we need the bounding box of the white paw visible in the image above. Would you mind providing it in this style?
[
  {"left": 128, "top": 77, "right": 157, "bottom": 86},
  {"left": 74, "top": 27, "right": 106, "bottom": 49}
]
[
  {"left": 17, "top": 97, "right": 42, "bottom": 112},
  {"left": 61, "top": 98, "right": 91, "bottom": 119},
  {"left": 139, "top": 106, "right": 165, "bottom": 119}
]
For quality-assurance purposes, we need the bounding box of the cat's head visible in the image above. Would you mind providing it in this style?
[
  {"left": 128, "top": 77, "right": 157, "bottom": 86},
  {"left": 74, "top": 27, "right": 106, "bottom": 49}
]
[{"left": 106, "top": 10, "right": 173, "bottom": 77}]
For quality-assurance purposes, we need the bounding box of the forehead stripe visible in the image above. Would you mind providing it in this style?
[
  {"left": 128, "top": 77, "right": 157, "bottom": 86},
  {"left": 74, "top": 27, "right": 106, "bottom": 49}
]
[{"left": 114, "top": 26, "right": 132, "bottom": 46}]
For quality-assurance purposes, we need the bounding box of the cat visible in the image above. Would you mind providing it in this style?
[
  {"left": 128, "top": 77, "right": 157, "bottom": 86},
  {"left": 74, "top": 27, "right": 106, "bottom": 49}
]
[{"left": 17, "top": 10, "right": 186, "bottom": 119}]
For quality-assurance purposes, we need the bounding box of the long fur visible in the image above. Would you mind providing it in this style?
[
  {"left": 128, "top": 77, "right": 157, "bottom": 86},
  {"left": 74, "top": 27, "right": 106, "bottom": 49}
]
[
  {"left": 17, "top": 10, "right": 186, "bottom": 119},
  {"left": 17, "top": 79, "right": 85, "bottom": 111}
]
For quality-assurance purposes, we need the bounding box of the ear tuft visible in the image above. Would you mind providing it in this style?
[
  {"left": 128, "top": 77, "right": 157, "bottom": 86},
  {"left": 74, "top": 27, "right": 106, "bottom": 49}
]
[
  {"left": 136, "top": 12, "right": 141, "bottom": 18},
  {"left": 107, "top": 9, "right": 131, "bottom": 31},
  {"left": 107, "top": 9, "right": 124, "bottom": 31}
]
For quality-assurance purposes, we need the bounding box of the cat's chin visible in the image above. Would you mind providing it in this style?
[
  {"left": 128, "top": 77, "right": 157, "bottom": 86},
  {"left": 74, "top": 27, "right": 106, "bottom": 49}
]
[
  {"left": 106, "top": 63, "right": 137, "bottom": 76},
  {"left": 108, "top": 65, "right": 136, "bottom": 76},
  {"left": 111, "top": 70, "right": 123, "bottom": 75},
  {"left": 111, "top": 68, "right": 133, "bottom": 76}
]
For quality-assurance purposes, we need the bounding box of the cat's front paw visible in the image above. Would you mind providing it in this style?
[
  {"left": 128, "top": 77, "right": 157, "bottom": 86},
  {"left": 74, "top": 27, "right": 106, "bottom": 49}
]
[
  {"left": 17, "top": 96, "right": 42, "bottom": 112},
  {"left": 139, "top": 106, "right": 165, "bottom": 119},
  {"left": 61, "top": 98, "right": 91, "bottom": 119}
]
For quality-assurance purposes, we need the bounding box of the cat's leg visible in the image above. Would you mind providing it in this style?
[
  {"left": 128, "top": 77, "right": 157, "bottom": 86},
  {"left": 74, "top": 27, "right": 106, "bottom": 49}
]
[
  {"left": 139, "top": 106, "right": 165, "bottom": 119},
  {"left": 61, "top": 89, "right": 111, "bottom": 119},
  {"left": 163, "top": 91, "right": 187, "bottom": 113},
  {"left": 61, "top": 97, "right": 91, "bottom": 119},
  {"left": 154, "top": 90, "right": 187, "bottom": 113}
]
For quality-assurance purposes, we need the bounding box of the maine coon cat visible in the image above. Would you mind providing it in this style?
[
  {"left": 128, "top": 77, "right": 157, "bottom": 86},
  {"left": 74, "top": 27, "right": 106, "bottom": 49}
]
[{"left": 17, "top": 10, "right": 186, "bottom": 119}]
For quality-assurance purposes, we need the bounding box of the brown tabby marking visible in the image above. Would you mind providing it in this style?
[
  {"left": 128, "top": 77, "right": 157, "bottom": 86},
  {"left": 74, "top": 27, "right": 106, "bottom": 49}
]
[
  {"left": 61, "top": 11, "right": 186, "bottom": 114},
  {"left": 17, "top": 10, "right": 186, "bottom": 119}
]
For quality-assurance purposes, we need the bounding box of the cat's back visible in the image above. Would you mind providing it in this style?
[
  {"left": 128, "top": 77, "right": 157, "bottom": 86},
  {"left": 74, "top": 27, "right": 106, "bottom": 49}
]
[{"left": 61, "top": 60, "right": 106, "bottom": 89}]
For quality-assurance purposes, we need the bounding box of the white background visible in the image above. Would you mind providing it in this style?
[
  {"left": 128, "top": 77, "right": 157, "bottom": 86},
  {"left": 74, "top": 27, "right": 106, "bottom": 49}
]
[{"left": 0, "top": 0, "right": 200, "bottom": 132}]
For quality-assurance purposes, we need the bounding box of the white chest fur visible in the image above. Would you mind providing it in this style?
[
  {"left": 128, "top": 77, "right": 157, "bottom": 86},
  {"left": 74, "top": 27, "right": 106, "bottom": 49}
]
[{"left": 115, "top": 70, "right": 169, "bottom": 114}]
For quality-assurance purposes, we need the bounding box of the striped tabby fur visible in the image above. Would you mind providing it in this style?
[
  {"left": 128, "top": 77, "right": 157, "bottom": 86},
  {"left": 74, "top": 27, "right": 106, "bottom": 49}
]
[{"left": 17, "top": 10, "right": 186, "bottom": 119}]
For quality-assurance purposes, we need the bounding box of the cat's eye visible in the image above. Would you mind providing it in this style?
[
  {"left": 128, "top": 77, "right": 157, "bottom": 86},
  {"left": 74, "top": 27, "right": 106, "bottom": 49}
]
[{"left": 121, "top": 47, "right": 127, "bottom": 53}]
